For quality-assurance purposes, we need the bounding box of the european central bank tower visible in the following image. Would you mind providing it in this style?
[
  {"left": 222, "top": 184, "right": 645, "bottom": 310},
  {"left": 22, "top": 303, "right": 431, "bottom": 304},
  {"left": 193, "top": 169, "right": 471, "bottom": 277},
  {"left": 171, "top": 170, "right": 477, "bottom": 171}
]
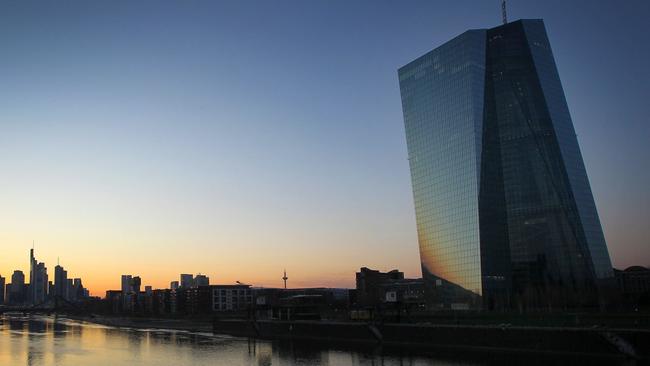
[{"left": 398, "top": 19, "right": 614, "bottom": 310}]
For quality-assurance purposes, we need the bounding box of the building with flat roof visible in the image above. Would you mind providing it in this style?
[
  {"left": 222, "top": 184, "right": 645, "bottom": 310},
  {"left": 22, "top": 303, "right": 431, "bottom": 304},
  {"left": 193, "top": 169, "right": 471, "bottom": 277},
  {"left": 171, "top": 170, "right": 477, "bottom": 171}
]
[
  {"left": 211, "top": 285, "right": 252, "bottom": 312},
  {"left": 180, "top": 274, "right": 193, "bottom": 288},
  {"left": 8, "top": 270, "right": 26, "bottom": 305},
  {"left": 614, "top": 266, "right": 650, "bottom": 310},
  {"left": 193, "top": 274, "right": 209, "bottom": 287}
]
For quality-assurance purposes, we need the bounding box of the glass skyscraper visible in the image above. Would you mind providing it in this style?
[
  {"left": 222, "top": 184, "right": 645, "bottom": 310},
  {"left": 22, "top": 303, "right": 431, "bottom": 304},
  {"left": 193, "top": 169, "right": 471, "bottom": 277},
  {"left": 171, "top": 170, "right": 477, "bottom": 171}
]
[{"left": 398, "top": 19, "right": 614, "bottom": 310}]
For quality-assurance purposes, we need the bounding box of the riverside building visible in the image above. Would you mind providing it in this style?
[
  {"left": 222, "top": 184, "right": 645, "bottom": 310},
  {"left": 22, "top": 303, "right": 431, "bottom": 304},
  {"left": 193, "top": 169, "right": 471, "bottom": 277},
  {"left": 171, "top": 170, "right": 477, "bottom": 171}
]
[{"left": 398, "top": 19, "right": 614, "bottom": 310}]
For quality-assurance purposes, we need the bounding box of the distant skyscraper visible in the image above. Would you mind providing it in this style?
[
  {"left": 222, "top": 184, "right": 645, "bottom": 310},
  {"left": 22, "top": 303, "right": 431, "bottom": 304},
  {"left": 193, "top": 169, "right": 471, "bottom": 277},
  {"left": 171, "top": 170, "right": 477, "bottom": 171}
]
[
  {"left": 54, "top": 265, "right": 68, "bottom": 299},
  {"left": 29, "top": 248, "right": 48, "bottom": 305},
  {"left": 0, "top": 275, "right": 5, "bottom": 304},
  {"left": 398, "top": 19, "right": 614, "bottom": 310},
  {"left": 170, "top": 281, "right": 179, "bottom": 290},
  {"left": 73, "top": 278, "right": 85, "bottom": 300},
  {"left": 66, "top": 279, "right": 74, "bottom": 301}
]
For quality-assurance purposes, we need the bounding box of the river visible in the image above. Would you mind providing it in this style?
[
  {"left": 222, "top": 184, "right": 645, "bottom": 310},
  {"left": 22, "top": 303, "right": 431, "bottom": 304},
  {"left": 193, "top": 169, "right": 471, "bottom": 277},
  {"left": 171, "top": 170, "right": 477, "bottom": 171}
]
[{"left": 0, "top": 314, "right": 632, "bottom": 365}]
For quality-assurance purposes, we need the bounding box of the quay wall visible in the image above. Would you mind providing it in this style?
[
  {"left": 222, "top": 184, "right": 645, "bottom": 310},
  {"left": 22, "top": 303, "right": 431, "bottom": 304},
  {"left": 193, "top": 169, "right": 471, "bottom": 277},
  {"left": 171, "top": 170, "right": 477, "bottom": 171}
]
[{"left": 213, "top": 319, "right": 650, "bottom": 359}]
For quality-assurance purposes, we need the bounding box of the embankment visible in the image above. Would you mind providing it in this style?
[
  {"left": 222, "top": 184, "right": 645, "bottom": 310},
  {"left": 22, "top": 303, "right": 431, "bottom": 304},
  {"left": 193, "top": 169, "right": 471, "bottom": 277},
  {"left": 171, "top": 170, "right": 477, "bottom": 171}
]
[{"left": 213, "top": 319, "right": 650, "bottom": 359}]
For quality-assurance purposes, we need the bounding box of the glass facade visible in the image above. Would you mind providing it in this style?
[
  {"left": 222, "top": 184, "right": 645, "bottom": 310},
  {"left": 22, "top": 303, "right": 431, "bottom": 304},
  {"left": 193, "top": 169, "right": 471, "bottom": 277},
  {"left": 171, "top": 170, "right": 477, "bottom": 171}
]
[
  {"left": 399, "top": 20, "right": 614, "bottom": 310},
  {"left": 399, "top": 30, "right": 487, "bottom": 308},
  {"left": 521, "top": 21, "right": 613, "bottom": 281}
]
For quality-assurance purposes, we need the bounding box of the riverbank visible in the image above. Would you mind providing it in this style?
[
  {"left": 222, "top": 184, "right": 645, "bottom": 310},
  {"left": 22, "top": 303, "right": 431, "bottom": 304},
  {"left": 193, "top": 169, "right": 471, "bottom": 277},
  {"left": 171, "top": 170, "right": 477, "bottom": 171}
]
[
  {"left": 213, "top": 319, "right": 650, "bottom": 360},
  {"left": 66, "top": 314, "right": 214, "bottom": 333},
  {"left": 8, "top": 313, "right": 638, "bottom": 366},
  {"left": 63, "top": 314, "right": 650, "bottom": 360}
]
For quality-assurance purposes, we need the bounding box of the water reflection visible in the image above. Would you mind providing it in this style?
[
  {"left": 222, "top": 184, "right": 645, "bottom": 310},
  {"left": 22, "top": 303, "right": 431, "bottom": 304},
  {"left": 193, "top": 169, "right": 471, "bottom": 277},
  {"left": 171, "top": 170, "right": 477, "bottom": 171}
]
[{"left": 0, "top": 314, "right": 636, "bottom": 366}]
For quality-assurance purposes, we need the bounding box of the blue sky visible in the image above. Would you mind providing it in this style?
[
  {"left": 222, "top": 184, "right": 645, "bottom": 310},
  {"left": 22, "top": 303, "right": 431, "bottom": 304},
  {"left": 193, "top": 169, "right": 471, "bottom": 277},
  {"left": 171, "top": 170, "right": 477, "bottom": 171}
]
[{"left": 0, "top": 0, "right": 648, "bottom": 292}]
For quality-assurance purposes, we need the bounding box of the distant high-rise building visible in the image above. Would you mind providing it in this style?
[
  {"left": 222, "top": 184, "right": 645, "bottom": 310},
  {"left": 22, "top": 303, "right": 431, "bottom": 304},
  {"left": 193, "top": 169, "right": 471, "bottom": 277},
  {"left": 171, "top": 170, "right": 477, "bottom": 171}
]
[
  {"left": 131, "top": 276, "right": 141, "bottom": 294},
  {"left": 9, "top": 270, "right": 26, "bottom": 304},
  {"left": 54, "top": 265, "right": 68, "bottom": 299},
  {"left": 180, "top": 274, "right": 193, "bottom": 288},
  {"left": 193, "top": 274, "right": 209, "bottom": 287},
  {"left": 398, "top": 19, "right": 614, "bottom": 310},
  {"left": 11, "top": 271, "right": 25, "bottom": 288},
  {"left": 121, "top": 275, "right": 133, "bottom": 310},
  {"left": 66, "top": 279, "right": 74, "bottom": 301},
  {"left": 170, "top": 281, "right": 179, "bottom": 290},
  {"left": 121, "top": 275, "right": 133, "bottom": 294},
  {"left": 73, "top": 278, "right": 85, "bottom": 300},
  {"left": 0, "top": 275, "right": 5, "bottom": 304},
  {"left": 29, "top": 248, "right": 48, "bottom": 305}
]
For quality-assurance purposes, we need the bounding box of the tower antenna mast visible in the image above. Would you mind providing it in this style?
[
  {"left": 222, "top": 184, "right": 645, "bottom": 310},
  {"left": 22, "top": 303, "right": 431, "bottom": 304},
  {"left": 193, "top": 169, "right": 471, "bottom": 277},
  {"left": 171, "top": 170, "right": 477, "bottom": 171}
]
[
  {"left": 502, "top": 0, "right": 508, "bottom": 24},
  {"left": 282, "top": 269, "right": 288, "bottom": 289}
]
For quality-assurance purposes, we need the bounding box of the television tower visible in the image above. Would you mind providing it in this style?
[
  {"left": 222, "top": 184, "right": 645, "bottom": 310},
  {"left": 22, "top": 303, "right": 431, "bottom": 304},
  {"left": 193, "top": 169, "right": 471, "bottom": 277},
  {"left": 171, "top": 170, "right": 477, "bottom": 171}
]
[{"left": 282, "top": 269, "right": 288, "bottom": 289}]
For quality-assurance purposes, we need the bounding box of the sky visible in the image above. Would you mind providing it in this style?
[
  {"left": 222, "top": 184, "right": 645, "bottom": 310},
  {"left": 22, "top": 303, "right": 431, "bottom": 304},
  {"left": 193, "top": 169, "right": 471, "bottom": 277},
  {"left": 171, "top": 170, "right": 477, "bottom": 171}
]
[{"left": 1, "top": 0, "right": 648, "bottom": 296}]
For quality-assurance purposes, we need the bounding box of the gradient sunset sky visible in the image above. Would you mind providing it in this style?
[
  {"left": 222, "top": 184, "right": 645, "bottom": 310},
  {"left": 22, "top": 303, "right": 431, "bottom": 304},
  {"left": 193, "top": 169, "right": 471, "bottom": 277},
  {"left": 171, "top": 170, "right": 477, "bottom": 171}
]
[{"left": 1, "top": 1, "right": 648, "bottom": 296}]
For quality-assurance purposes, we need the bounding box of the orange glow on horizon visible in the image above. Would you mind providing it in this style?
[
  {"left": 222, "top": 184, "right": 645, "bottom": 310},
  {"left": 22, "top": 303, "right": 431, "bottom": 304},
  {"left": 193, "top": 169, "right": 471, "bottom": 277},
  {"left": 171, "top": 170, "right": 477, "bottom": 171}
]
[{"left": 0, "top": 234, "right": 422, "bottom": 298}]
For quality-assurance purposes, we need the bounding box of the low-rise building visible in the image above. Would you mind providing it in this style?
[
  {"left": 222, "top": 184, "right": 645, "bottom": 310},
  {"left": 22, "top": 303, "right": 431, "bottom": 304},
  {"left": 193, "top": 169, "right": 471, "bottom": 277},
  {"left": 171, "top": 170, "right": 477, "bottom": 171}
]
[
  {"left": 185, "top": 286, "right": 212, "bottom": 315},
  {"left": 355, "top": 267, "right": 425, "bottom": 310},
  {"left": 253, "top": 287, "right": 350, "bottom": 320},
  {"left": 105, "top": 290, "right": 122, "bottom": 314},
  {"left": 212, "top": 285, "right": 252, "bottom": 312},
  {"left": 615, "top": 266, "right": 650, "bottom": 309},
  {"left": 152, "top": 289, "right": 172, "bottom": 315}
]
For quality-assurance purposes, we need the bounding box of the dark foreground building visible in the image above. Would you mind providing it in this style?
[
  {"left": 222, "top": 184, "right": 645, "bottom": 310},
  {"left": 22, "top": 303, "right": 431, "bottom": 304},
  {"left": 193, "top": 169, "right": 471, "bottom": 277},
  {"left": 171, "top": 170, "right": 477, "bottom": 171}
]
[
  {"left": 615, "top": 266, "right": 650, "bottom": 310},
  {"left": 398, "top": 19, "right": 614, "bottom": 310},
  {"left": 355, "top": 267, "right": 424, "bottom": 309}
]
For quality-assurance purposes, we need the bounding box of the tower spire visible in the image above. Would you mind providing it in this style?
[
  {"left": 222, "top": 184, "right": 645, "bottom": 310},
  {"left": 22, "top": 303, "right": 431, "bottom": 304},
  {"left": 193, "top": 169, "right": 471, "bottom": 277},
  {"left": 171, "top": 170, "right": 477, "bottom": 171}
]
[{"left": 501, "top": 0, "right": 507, "bottom": 24}]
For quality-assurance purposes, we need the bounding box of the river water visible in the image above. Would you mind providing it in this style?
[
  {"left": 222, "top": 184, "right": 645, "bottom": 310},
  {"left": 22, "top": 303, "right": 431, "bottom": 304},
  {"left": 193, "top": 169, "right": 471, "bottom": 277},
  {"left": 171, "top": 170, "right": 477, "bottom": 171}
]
[{"left": 0, "top": 314, "right": 632, "bottom": 366}]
